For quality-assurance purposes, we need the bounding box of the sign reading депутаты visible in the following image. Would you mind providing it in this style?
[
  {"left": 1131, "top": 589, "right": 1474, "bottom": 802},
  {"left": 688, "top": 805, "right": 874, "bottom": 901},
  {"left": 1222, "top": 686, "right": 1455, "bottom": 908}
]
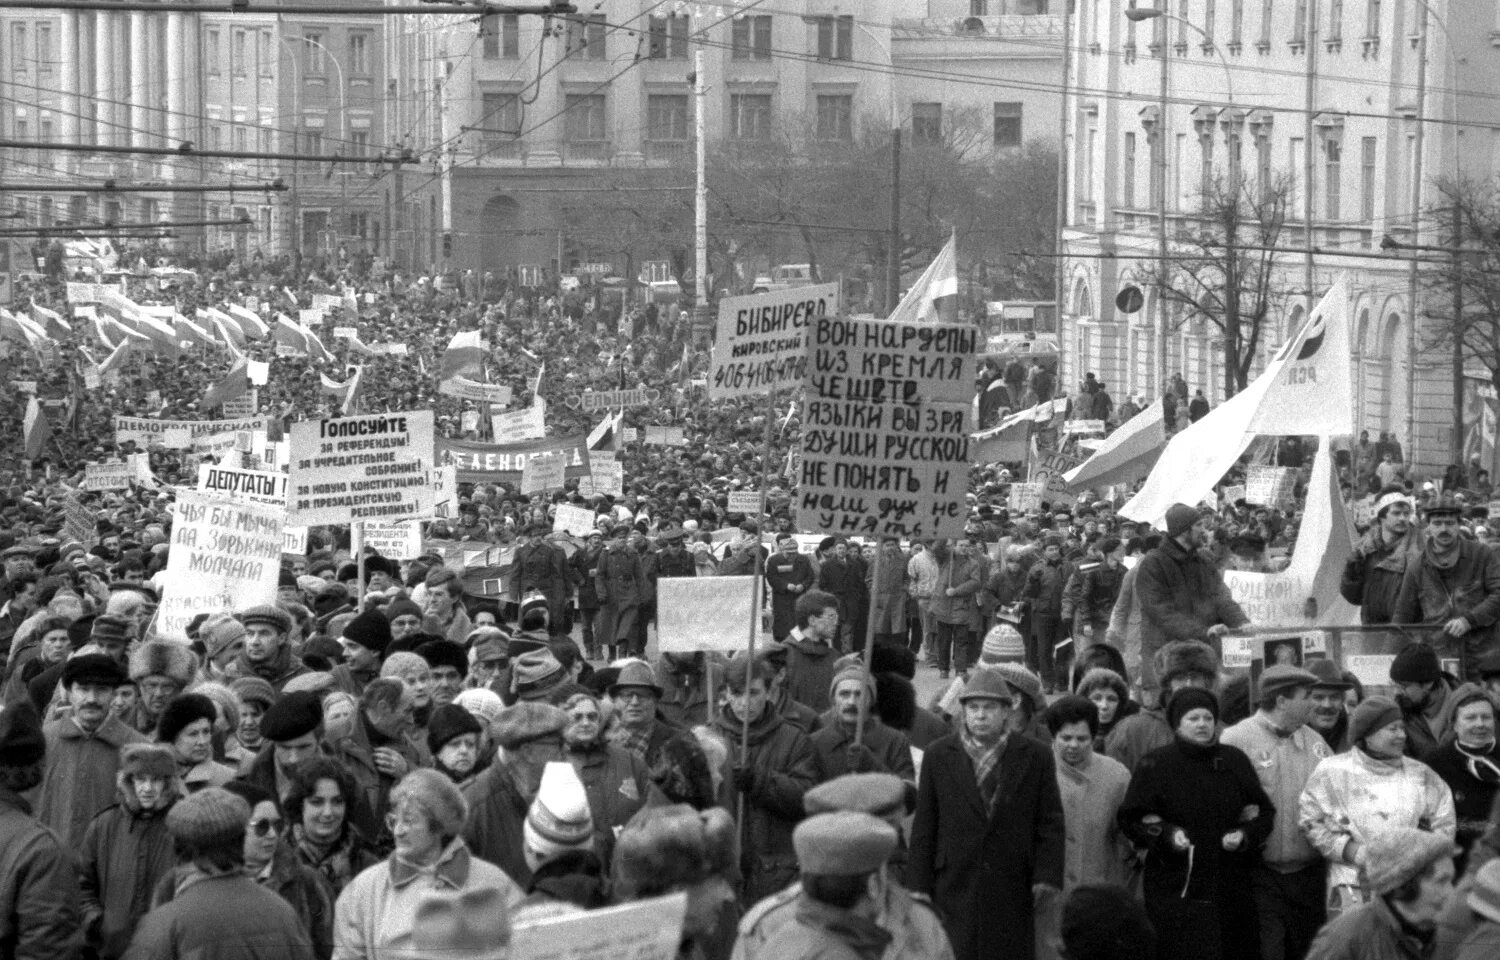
[
  {"left": 797, "top": 316, "right": 974, "bottom": 539},
  {"left": 287, "top": 411, "right": 435, "bottom": 524}
]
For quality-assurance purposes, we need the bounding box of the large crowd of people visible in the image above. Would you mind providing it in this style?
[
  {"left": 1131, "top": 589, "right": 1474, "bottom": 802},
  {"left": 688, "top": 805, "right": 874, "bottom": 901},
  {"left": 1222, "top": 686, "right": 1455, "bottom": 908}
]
[{"left": 0, "top": 251, "right": 1498, "bottom": 960}]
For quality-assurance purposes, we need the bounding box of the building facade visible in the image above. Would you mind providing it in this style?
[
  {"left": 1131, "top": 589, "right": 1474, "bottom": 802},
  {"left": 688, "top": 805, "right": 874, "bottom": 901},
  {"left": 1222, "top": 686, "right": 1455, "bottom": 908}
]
[{"left": 1059, "top": 0, "right": 1500, "bottom": 472}]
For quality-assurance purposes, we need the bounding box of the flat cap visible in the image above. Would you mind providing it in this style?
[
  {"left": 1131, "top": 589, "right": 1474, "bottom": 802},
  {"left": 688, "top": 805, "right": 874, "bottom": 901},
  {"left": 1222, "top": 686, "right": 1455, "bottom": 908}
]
[
  {"left": 238, "top": 604, "right": 292, "bottom": 635},
  {"left": 792, "top": 812, "right": 897, "bottom": 876},
  {"left": 1258, "top": 664, "right": 1319, "bottom": 704},
  {"left": 804, "top": 773, "right": 905, "bottom": 818},
  {"left": 491, "top": 702, "right": 567, "bottom": 749}
]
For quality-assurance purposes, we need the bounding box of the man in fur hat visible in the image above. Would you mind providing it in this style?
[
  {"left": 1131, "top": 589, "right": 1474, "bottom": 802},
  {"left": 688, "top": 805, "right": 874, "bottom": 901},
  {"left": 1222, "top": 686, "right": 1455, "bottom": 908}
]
[{"left": 127, "top": 640, "right": 198, "bottom": 735}]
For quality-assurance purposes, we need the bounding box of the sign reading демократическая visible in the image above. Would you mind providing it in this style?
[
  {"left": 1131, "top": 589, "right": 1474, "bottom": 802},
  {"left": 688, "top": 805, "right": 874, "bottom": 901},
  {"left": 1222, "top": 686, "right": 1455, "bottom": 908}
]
[{"left": 287, "top": 411, "right": 435, "bottom": 525}]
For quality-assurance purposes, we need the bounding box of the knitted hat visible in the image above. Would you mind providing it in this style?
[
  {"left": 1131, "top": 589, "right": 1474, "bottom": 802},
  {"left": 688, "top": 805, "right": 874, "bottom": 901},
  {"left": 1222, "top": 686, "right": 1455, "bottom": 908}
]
[
  {"left": 417, "top": 640, "right": 469, "bottom": 677},
  {"left": 1077, "top": 667, "right": 1129, "bottom": 702},
  {"left": 428, "top": 703, "right": 483, "bottom": 754},
  {"left": 380, "top": 651, "right": 428, "bottom": 681},
  {"left": 342, "top": 608, "right": 393, "bottom": 656},
  {"left": 119, "top": 742, "right": 177, "bottom": 781},
  {"left": 129, "top": 641, "right": 198, "bottom": 687},
  {"left": 1165, "top": 503, "right": 1205, "bottom": 539},
  {"left": 828, "top": 664, "right": 875, "bottom": 704},
  {"left": 804, "top": 773, "right": 906, "bottom": 819},
  {"left": 258, "top": 691, "right": 323, "bottom": 743},
  {"left": 1389, "top": 643, "right": 1441, "bottom": 685},
  {"left": 1349, "top": 695, "right": 1404, "bottom": 746},
  {"left": 523, "top": 762, "right": 594, "bottom": 863},
  {"left": 511, "top": 650, "right": 565, "bottom": 701},
  {"left": 1155, "top": 640, "right": 1219, "bottom": 687},
  {"left": 453, "top": 688, "right": 506, "bottom": 728},
  {"left": 980, "top": 623, "right": 1027, "bottom": 665},
  {"left": 1166, "top": 687, "right": 1220, "bottom": 731},
  {"left": 1362, "top": 827, "right": 1455, "bottom": 895},
  {"left": 166, "top": 786, "right": 249, "bottom": 850},
  {"left": 993, "top": 662, "right": 1045, "bottom": 712},
  {"left": 230, "top": 676, "right": 277, "bottom": 710},
  {"left": 199, "top": 615, "right": 247, "bottom": 661},
  {"left": 491, "top": 702, "right": 568, "bottom": 749},
  {"left": 383, "top": 597, "right": 424, "bottom": 625},
  {"left": 0, "top": 700, "right": 45, "bottom": 767},
  {"left": 1060, "top": 885, "right": 1156, "bottom": 960},
  {"left": 156, "top": 693, "right": 218, "bottom": 744},
  {"left": 90, "top": 615, "right": 132, "bottom": 646},
  {"left": 1466, "top": 859, "right": 1500, "bottom": 924},
  {"left": 62, "top": 653, "right": 128, "bottom": 689},
  {"left": 793, "top": 812, "right": 897, "bottom": 876},
  {"left": 238, "top": 604, "right": 292, "bottom": 635},
  {"left": 282, "top": 672, "right": 336, "bottom": 696},
  {"left": 518, "top": 591, "right": 549, "bottom": 624}
]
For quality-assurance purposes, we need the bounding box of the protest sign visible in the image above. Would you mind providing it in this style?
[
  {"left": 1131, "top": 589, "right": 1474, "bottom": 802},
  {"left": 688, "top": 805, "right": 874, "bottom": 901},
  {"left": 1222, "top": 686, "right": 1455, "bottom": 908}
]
[
  {"left": 247, "top": 361, "right": 269, "bottom": 386},
  {"left": 709, "top": 283, "right": 841, "bottom": 400},
  {"left": 311, "top": 293, "right": 341, "bottom": 312},
  {"left": 113, "top": 415, "right": 269, "bottom": 447},
  {"left": 360, "top": 521, "right": 422, "bottom": 560},
  {"left": 333, "top": 326, "right": 358, "bottom": 340},
  {"left": 439, "top": 376, "right": 513, "bottom": 405},
  {"left": 553, "top": 504, "right": 598, "bottom": 536},
  {"left": 1245, "top": 465, "right": 1297, "bottom": 507},
  {"left": 643, "top": 425, "right": 686, "bottom": 446},
  {"left": 438, "top": 435, "right": 592, "bottom": 485},
  {"left": 1008, "top": 481, "right": 1044, "bottom": 512},
  {"left": 1489, "top": 500, "right": 1500, "bottom": 521},
  {"left": 798, "top": 316, "right": 975, "bottom": 539},
  {"left": 281, "top": 526, "right": 309, "bottom": 556},
  {"left": 727, "top": 490, "right": 761, "bottom": 514},
  {"left": 576, "top": 454, "right": 623, "bottom": 497},
  {"left": 287, "top": 411, "right": 435, "bottom": 524},
  {"left": 622, "top": 427, "right": 639, "bottom": 443},
  {"left": 521, "top": 453, "right": 566, "bottom": 494},
  {"left": 160, "top": 426, "right": 192, "bottom": 449},
  {"left": 460, "top": 410, "right": 479, "bottom": 434},
  {"left": 14, "top": 381, "right": 36, "bottom": 394},
  {"left": 578, "top": 387, "right": 658, "bottom": 410},
  {"left": 430, "top": 465, "right": 457, "bottom": 518},
  {"left": 657, "top": 578, "right": 765, "bottom": 653},
  {"left": 197, "top": 464, "right": 288, "bottom": 507},
  {"left": 298, "top": 308, "right": 326, "bottom": 326},
  {"left": 493, "top": 403, "right": 546, "bottom": 443},
  {"left": 1223, "top": 484, "right": 1247, "bottom": 506},
  {"left": 63, "top": 495, "right": 96, "bottom": 544},
  {"left": 221, "top": 389, "right": 258, "bottom": 419},
  {"left": 510, "top": 891, "right": 685, "bottom": 960},
  {"left": 157, "top": 491, "right": 283, "bottom": 641},
  {"left": 82, "top": 461, "right": 132, "bottom": 491},
  {"left": 1062, "top": 419, "right": 1106, "bottom": 435},
  {"left": 1030, "top": 451, "right": 1084, "bottom": 503}
]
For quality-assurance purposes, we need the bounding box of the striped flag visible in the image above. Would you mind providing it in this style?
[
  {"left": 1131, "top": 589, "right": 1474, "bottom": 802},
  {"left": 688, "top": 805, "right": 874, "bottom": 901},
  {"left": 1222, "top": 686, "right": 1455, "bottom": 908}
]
[
  {"left": 0, "top": 308, "right": 54, "bottom": 362},
  {"left": 320, "top": 366, "right": 364, "bottom": 415},
  {"left": 441, "top": 330, "right": 484, "bottom": 380},
  {"left": 886, "top": 230, "right": 958, "bottom": 325},
  {"left": 274, "top": 313, "right": 334, "bottom": 362},
  {"left": 174, "top": 313, "right": 217, "bottom": 349},
  {"left": 23, "top": 397, "right": 51, "bottom": 460},
  {"left": 201, "top": 359, "right": 250, "bottom": 410},
  {"left": 31, "top": 301, "right": 71, "bottom": 339},
  {"left": 226, "top": 303, "right": 270, "bottom": 339},
  {"left": 97, "top": 338, "right": 136, "bottom": 376}
]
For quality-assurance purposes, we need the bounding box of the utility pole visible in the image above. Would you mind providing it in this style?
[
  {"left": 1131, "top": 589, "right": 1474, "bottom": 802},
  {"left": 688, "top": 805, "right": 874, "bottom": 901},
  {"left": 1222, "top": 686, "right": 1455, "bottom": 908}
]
[
  {"left": 694, "top": 47, "right": 708, "bottom": 341},
  {"left": 1451, "top": 203, "right": 1464, "bottom": 463},
  {"left": 1302, "top": 0, "right": 1318, "bottom": 305},
  {"left": 886, "top": 126, "right": 901, "bottom": 315},
  {"left": 1053, "top": 0, "right": 1072, "bottom": 363},
  {"left": 1406, "top": 4, "right": 1428, "bottom": 465}
]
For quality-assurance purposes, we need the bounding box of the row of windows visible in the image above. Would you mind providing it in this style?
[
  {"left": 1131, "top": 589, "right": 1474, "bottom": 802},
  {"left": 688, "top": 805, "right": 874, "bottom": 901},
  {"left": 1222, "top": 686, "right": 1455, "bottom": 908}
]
[
  {"left": 1108, "top": 0, "right": 1392, "bottom": 49},
  {"left": 1089, "top": 127, "right": 1384, "bottom": 222},
  {"left": 202, "top": 27, "right": 373, "bottom": 79},
  {"left": 479, "top": 14, "right": 855, "bottom": 63},
  {"left": 912, "top": 101, "right": 1025, "bottom": 148},
  {"left": 8, "top": 22, "right": 53, "bottom": 76}
]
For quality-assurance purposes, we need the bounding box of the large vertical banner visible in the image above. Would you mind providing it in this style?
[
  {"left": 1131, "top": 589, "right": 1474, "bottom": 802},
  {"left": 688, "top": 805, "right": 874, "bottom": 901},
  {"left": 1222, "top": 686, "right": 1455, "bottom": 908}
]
[
  {"left": 797, "top": 316, "right": 975, "bottom": 539},
  {"left": 158, "top": 491, "right": 284, "bottom": 640}
]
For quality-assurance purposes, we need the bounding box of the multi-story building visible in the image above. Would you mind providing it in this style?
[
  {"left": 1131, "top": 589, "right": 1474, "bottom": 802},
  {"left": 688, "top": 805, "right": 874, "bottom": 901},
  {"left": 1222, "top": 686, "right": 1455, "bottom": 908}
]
[
  {"left": 1060, "top": 0, "right": 1500, "bottom": 471},
  {"left": 413, "top": 1, "right": 898, "bottom": 276},
  {"left": 0, "top": 2, "right": 388, "bottom": 261}
]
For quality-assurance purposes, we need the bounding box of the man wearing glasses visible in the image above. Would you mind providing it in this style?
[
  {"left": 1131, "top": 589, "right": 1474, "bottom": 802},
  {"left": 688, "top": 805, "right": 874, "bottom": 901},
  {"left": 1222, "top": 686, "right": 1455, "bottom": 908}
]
[{"left": 605, "top": 660, "right": 716, "bottom": 809}]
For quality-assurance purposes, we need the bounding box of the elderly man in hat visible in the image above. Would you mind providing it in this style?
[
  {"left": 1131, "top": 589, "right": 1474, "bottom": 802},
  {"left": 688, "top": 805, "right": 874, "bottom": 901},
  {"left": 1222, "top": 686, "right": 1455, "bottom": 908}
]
[
  {"left": 231, "top": 604, "right": 310, "bottom": 693},
  {"left": 0, "top": 542, "right": 36, "bottom": 607},
  {"left": 127, "top": 640, "right": 198, "bottom": 736},
  {"left": 1394, "top": 496, "right": 1500, "bottom": 681},
  {"left": 733, "top": 773, "right": 953, "bottom": 960},
  {"left": 910, "top": 669, "right": 1064, "bottom": 960},
  {"left": 745, "top": 812, "right": 902, "bottom": 960},
  {"left": 1340, "top": 486, "right": 1421, "bottom": 625},
  {"left": 1135, "top": 503, "right": 1248, "bottom": 675},
  {"left": 606, "top": 660, "right": 715, "bottom": 808},
  {"left": 0, "top": 699, "right": 83, "bottom": 957},
  {"left": 462, "top": 701, "right": 569, "bottom": 886},
  {"left": 811, "top": 662, "right": 916, "bottom": 787},
  {"left": 1221, "top": 664, "right": 1331, "bottom": 960}
]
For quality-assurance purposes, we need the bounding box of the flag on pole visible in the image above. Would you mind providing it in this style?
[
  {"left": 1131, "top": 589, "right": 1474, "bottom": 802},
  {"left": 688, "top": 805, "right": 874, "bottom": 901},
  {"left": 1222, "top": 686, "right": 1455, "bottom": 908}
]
[
  {"left": 23, "top": 397, "right": 51, "bottom": 460},
  {"left": 886, "top": 230, "right": 958, "bottom": 325},
  {"left": 274, "top": 314, "right": 334, "bottom": 362},
  {"left": 0, "top": 308, "right": 52, "bottom": 357},
  {"left": 320, "top": 367, "right": 364, "bottom": 415},
  {"left": 441, "top": 330, "right": 484, "bottom": 380},
  {"left": 31, "top": 301, "right": 70, "bottom": 339},
  {"left": 174, "top": 313, "right": 217, "bottom": 349},
  {"left": 226, "top": 303, "right": 270, "bottom": 339},
  {"left": 98, "top": 338, "right": 136, "bottom": 376},
  {"left": 201, "top": 359, "right": 249, "bottom": 410}
]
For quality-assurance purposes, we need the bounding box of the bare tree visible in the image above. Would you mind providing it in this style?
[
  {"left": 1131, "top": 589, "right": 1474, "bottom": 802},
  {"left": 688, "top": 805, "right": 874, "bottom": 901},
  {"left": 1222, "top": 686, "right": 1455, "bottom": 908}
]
[{"left": 1141, "top": 173, "right": 1295, "bottom": 397}]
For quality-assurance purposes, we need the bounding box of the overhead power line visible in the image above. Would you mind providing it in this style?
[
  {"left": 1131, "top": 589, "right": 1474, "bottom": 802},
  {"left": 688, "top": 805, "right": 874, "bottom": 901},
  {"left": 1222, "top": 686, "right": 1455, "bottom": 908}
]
[
  {"left": 0, "top": 216, "right": 250, "bottom": 236},
  {"left": 0, "top": 181, "right": 286, "bottom": 193},
  {"left": 0, "top": 1, "right": 574, "bottom": 13},
  {"left": 0, "top": 139, "right": 419, "bottom": 165}
]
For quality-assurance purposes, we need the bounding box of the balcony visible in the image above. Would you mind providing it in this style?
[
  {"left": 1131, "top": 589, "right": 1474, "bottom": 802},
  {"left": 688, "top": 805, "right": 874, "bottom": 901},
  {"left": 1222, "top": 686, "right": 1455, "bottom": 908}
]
[
  {"left": 479, "top": 136, "right": 524, "bottom": 161},
  {"left": 892, "top": 14, "right": 1064, "bottom": 41},
  {"left": 645, "top": 140, "right": 690, "bottom": 165},
  {"left": 562, "top": 140, "right": 612, "bottom": 163}
]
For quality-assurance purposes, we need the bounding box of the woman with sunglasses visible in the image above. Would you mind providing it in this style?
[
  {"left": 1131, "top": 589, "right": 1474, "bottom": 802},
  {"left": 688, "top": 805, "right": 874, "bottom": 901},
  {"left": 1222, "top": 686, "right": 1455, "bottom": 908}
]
[
  {"left": 284, "top": 757, "right": 379, "bottom": 899},
  {"left": 1424, "top": 685, "right": 1500, "bottom": 870},
  {"left": 223, "top": 781, "right": 335, "bottom": 960}
]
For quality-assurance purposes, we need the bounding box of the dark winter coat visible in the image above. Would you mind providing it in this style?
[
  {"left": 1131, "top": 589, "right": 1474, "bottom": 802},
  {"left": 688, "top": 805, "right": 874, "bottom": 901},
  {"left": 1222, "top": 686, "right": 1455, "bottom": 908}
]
[
  {"left": 653, "top": 545, "right": 698, "bottom": 580},
  {"left": 1393, "top": 539, "right": 1500, "bottom": 678},
  {"left": 817, "top": 557, "right": 864, "bottom": 622},
  {"left": 1118, "top": 737, "right": 1276, "bottom": 960},
  {"left": 123, "top": 872, "right": 314, "bottom": 960},
  {"left": 37, "top": 714, "right": 148, "bottom": 852},
  {"left": 569, "top": 742, "right": 665, "bottom": 865},
  {"left": 514, "top": 539, "right": 570, "bottom": 625},
  {"left": 1023, "top": 557, "right": 1074, "bottom": 622},
  {"left": 595, "top": 542, "right": 646, "bottom": 645},
  {"left": 1340, "top": 525, "right": 1422, "bottom": 625},
  {"left": 570, "top": 542, "right": 604, "bottom": 610},
  {"left": 1134, "top": 538, "right": 1248, "bottom": 663},
  {"left": 713, "top": 703, "right": 818, "bottom": 904},
  {"left": 1075, "top": 562, "right": 1126, "bottom": 635},
  {"left": 909, "top": 733, "right": 1066, "bottom": 960},
  {"left": 766, "top": 553, "right": 815, "bottom": 640},
  {"left": 460, "top": 761, "right": 533, "bottom": 886},
  {"left": 0, "top": 785, "right": 82, "bottom": 960},
  {"left": 639, "top": 715, "right": 717, "bottom": 809},
  {"left": 78, "top": 790, "right": 177, "bottom": 959},
  {"left": 809, "top": 712, "right": 916, "bottom": 784},
  {"left": 784, "top": 630, "right": 838, "bottom": 715},
  {"left": 1424, "top": 739, "right": 1500, "bottom": 851}
]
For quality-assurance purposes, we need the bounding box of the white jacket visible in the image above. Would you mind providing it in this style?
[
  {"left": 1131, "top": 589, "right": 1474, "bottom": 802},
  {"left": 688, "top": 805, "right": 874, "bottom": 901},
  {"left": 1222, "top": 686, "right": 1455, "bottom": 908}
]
[{"left": 1298, "top": 747, "right": 1455, "bottom": 891}]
